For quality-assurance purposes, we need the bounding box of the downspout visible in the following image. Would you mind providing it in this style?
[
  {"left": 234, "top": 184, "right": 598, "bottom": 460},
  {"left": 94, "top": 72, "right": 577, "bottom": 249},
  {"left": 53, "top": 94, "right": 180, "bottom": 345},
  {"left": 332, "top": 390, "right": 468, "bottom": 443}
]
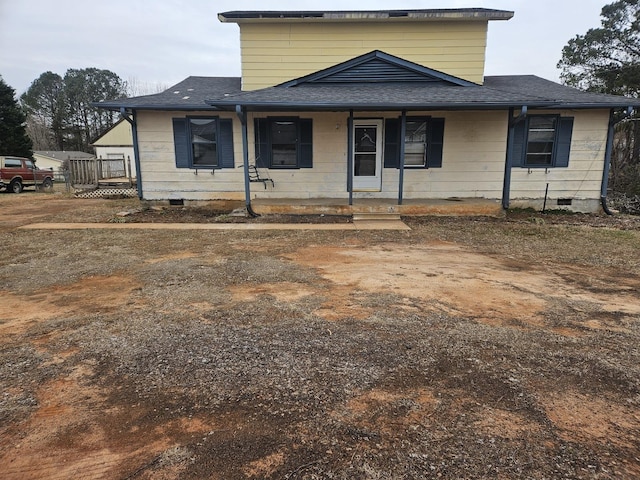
[
  {"left": 398, "top": 110, "right": 407, "bottom": 205},
  {"left": 236, "top": 105, "right": 259, "bottom": 217},
  {"left": 501, "top": 106, "right": 527, "bottom": 210},
  {"left": 120, "top": 107, "right": 143, "bottom": 199},
  {"left": 601, "top": 106, "right": 634, "bottom": 215}
]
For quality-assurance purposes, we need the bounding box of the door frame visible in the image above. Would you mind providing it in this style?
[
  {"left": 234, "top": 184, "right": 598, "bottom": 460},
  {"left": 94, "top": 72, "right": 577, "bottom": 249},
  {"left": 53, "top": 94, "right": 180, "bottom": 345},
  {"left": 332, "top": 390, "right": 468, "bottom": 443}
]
[{"left": 352, "top": 119, "right": 383, "bottom": 192}]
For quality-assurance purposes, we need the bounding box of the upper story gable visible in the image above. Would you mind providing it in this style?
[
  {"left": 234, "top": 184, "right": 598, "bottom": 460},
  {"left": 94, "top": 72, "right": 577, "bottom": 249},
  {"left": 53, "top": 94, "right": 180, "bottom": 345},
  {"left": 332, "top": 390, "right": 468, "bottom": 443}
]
[{"left": 219, "top": 9, "right": 514, "bottom": 90}]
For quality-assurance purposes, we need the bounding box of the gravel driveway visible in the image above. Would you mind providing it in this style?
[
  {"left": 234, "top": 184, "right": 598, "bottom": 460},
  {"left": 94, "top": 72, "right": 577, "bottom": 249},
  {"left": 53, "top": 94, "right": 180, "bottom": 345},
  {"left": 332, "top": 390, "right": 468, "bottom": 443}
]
[{"left": 1, "top": 193, "right": 639, "bottom": 479}]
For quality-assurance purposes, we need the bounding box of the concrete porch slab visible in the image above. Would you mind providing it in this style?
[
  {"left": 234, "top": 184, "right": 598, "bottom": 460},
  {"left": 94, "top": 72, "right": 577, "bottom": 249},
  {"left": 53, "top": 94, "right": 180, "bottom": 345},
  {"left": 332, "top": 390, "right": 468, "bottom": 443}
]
[{"left": 251, "top": 197, "right": 503, "bottom": 216}]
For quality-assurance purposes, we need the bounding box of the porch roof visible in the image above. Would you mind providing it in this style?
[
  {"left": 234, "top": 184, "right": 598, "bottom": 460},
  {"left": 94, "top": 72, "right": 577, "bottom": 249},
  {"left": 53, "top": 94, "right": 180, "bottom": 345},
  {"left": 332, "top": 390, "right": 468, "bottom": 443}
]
[
  {"left": 206, "top": 81, "right": 555, "bottom": 111},
  {"left": 207, "top": 75, "right": 640, "bottom": 111}
]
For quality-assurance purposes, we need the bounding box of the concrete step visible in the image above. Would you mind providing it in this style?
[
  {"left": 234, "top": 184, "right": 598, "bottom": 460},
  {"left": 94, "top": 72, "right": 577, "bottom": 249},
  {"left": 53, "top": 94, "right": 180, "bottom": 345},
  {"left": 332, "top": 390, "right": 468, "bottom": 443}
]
[{"left": 352, "top": 213, "right": 402, "bottom": 221}]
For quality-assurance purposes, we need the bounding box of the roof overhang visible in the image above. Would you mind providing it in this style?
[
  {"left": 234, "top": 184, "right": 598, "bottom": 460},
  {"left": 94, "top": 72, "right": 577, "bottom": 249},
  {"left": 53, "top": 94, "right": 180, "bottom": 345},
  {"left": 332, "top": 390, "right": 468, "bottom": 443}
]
[
  {"left": 207, "top": 100, "right": 557, "bottom": 112},
  {"left": 93, "top": 102, "right": 220, "bottom": 112},
  {"left": 219, "top": 9, "right": 514, "bottom": 24}
]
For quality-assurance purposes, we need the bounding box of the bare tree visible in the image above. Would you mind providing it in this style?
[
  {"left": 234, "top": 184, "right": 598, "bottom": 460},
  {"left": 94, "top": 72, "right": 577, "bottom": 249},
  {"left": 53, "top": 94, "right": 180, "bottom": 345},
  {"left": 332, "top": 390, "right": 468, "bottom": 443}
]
[
  {"left": 25, "top": 116, "right": 56, "bottom": 150},
  {"left": 125, "top": 77, "right": 169, "bottom": 97}
]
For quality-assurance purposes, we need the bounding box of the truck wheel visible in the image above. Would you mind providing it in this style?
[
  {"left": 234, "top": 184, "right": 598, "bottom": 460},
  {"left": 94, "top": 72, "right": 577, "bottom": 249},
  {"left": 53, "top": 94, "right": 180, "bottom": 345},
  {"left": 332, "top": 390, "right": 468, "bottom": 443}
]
[
  {"left": 42, "top": 178, "right": 53, "bottom": 191},
  {"left": 10, "top": 180, "right": 23, "bottom": 194}
]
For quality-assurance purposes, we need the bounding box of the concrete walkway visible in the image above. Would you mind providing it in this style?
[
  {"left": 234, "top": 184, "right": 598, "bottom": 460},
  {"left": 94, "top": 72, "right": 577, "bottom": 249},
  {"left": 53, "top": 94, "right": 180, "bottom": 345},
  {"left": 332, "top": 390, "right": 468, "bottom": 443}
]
[{"left": 20, "top": 220, "right": 411, "bottom": 231}]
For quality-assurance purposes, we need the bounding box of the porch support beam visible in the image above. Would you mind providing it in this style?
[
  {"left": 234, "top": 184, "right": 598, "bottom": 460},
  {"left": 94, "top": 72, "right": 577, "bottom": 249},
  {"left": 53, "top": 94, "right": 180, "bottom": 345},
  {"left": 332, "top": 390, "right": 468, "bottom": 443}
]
[
  {"left": 236, "top": 105, "right": 259, "bottom": 217},
  {"left": 119, "top": 107, "right": 143, "bottom": 199},
  {"left": 502, "top": 106, "right": 527, "bottom": 210},
  {"left": 347, "top": 109, "right": 354, "bottom": 206},
  {"left": 398, "top": 110, "right": 407, "bottom": 205}
]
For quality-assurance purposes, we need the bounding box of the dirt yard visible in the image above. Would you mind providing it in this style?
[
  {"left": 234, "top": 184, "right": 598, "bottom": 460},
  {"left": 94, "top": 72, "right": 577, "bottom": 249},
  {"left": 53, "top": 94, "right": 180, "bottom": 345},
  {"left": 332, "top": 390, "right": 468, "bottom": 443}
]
[{"left": 1, "top": 191, "right": 640, "bottom": 479}]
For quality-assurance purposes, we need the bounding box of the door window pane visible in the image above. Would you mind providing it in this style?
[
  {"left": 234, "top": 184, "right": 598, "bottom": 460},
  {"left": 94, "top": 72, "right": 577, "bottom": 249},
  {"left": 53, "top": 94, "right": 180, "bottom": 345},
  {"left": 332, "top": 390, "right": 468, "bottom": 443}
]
[
  {"left": 355, "top": 127, "right": 377, "bottom": 153},
  {"left": 355, "top": 154, "right": 376, "bottom": 176}
]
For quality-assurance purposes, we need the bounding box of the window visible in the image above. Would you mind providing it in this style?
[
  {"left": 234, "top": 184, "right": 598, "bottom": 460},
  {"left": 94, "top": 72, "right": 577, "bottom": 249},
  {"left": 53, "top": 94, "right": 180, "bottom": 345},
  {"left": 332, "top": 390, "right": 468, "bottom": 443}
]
[
  {"left": 404, "top": 119, "right": 428, "bottom": 167},
  {"left": 254, "top": 117, "right": 313, "bottom": 169},
  {"left": 525, "top": 116, "right": 557, "bottom": 166},
  {"left": 383, "top": 116, "right": 445, "bottom": 169},
  {"left": 3, "top": 158, "right": 22, "bottom": 168},
  {"left": 172, "top": 116, "right": 235, "bottom": 169},
  {"left": 512, "top": 115, "right": 574, "bottom": 169},
  {"left": 271, "top": 121, "right": 297, "bottom": 167},
  {"left": 190, "top": 118, "right": 218, "bottom": 167}
]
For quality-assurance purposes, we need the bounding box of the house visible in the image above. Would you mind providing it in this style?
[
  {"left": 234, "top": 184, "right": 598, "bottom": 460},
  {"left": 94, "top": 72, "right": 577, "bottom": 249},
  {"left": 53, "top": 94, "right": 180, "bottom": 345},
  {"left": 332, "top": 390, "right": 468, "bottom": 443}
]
[
  {"left": 33, "top": 150, "right": 95, "bottom": 170},
  {"left": 91, "top": 119, "right": 137, "bottom": 180},
  {"left": 33, "top": 151, "right": 95, "bottom": 179},
  {"left": 96, "top": 8, "right": 640, "bottom": 214}
]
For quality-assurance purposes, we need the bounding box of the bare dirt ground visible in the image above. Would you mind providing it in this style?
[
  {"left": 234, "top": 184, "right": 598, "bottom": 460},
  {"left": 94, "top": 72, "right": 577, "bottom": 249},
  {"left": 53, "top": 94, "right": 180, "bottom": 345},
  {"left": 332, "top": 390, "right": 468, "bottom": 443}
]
[{"left": 1, "top": 191, "right": 640, "bottom": 479}]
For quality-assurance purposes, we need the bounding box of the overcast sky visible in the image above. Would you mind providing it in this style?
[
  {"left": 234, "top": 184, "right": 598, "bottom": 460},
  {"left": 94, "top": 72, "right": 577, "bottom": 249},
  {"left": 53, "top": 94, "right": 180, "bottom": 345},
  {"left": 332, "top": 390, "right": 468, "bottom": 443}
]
[{"left": 1, "top": 0, "right": 607, "bottom": 96}]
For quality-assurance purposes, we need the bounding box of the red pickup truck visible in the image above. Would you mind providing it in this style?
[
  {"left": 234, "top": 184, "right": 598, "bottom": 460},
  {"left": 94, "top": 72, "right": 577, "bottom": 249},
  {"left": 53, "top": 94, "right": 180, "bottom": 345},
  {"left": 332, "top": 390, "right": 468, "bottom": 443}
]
[{"left": 0, "top": 156, "right": 55, "bottom": 193}]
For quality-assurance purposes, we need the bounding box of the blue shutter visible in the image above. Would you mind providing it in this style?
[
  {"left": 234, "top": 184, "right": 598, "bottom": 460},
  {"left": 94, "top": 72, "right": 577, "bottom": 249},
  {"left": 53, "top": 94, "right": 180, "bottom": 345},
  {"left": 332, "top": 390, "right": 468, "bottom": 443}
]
[
  {"left": 384, "top": 118, "right": 399, "bottom": 168},
  {"left": 299, "top": 119, "right": 313, "bottom": 168},
  {"left": 554, "top": 117, "right": 573, "bottom": 168},
  {"left": 172, "top": 118, "right": 190, "bottom": 168},
  {"left": 218, "top": 118, "right": 235, "bottom": 168},
  {"left": 254, "top": 118, "right": 270, "bottom": 168},
  {"left": 510, "top": 119, "right": 527, "bottom": 168},
  {"left": 427, "top": 118, "right": 445, "bottom": 168}
]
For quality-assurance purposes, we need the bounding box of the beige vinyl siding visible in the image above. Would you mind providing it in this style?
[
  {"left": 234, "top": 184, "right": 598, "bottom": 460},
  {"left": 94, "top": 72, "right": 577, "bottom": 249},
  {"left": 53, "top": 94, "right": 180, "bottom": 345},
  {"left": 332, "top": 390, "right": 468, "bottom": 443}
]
[
  {"left": 509, "top": 109, "right": 608, "bottom": 211},
  {"left": 92, "top": 120, "right": 133, "bottom": 146},
  {"left": 239, "top": 21, "right": 489, "bottom": 89},
  {"left": 250, "top": 112, "right": 348, "bottom": 197},
  {"left": 31, "top": 154, "right": 63, "bottom": 171},
  {"left": 381, "top": 111, "right": 508, "bottom": 199},
  {"left": 244, "top": 111, "right": 508, "bottom": 200},
  {"left": 134, "top": 109, "right": 607, "bottom": 212}
]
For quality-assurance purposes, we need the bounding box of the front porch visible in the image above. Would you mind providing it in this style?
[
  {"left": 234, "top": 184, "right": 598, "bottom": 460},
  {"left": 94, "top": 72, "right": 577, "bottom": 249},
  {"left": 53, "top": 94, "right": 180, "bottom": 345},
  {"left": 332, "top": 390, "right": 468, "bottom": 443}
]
[{"left": 250, "top": 197, "right": 503, "bottom": 216}]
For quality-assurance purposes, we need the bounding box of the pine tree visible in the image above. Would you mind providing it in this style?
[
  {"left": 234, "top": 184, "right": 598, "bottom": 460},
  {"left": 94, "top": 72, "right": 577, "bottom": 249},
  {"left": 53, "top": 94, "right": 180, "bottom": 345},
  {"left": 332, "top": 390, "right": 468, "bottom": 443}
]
[{"left": 0, "top": 76, "right": 33, "bottom": 157}]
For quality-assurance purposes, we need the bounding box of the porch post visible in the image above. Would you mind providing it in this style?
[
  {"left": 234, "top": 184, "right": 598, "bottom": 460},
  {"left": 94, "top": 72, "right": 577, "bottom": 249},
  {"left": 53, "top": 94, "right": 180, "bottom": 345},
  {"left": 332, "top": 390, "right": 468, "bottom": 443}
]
[
  {"left": 119, "top": 108, "right": 143, "bottom": 199},
  {"left": 236, "top": 105, "right": 258, "bottom": 217},
  {"left": 347, "top": 109, "right": 354, "bottom": 206},
  {"left": 502, "top": 106, "right": 527, "bottom": 210},
  {"left": 398, "top": 110, "right": 407, "bottom": 205}
]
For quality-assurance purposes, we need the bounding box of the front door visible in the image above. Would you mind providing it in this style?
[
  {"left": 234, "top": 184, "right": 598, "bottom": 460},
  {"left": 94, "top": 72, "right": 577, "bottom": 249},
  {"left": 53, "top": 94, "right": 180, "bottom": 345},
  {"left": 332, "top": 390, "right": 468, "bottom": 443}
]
[{"left": 352, "top": 119, "right": 383, "bottom": 191}]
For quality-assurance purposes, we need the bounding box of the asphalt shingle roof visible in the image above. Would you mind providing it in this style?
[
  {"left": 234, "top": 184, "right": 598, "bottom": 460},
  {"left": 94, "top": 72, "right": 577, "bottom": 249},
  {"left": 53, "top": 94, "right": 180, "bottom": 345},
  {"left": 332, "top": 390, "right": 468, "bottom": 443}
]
[
  {"left": 95, "top": 77, "right": 241, "bottom": 110},
  {"left": 96, "top": 75, "right": 639, "bottom": 112},
  {"left": 485, "top": 75, "right": 639, "bottom": 108},
  {"left": 207, "top": 82, "right": 553, "bottom": 110}
]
